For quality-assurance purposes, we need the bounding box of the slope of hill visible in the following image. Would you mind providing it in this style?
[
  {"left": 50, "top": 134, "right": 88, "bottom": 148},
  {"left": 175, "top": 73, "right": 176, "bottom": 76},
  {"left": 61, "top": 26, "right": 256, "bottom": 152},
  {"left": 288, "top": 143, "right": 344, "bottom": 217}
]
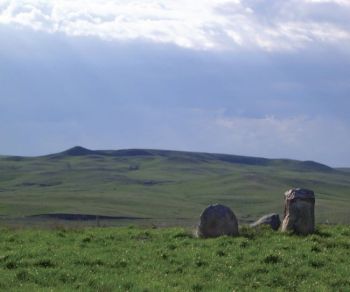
[
  {"left": 0, "top": 147, "right": 349, "bottom": 225},
  {"left": 50, "top": 146, "right": 334, "bottom": 172}
]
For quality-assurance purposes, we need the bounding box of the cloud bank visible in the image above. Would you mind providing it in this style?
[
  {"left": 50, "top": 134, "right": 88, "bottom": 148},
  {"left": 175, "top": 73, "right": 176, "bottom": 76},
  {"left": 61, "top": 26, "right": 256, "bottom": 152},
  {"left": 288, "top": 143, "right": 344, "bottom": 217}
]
[{"left": 1, "top": 0, "right": 350, "bottom": 50}]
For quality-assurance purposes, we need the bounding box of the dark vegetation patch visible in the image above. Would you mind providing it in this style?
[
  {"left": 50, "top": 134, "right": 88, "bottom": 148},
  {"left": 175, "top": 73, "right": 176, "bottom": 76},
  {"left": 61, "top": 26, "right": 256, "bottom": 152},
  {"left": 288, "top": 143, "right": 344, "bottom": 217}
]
[
  {"left": 299, "top": 160, "right": 333, "bottom": 172},
  {"left": 142, "top": 179, "right": 173, "bottom": 186},
  {"left": 18, "top": 181, "right": 62, "bottom": 187},
  {"left": 34, "top": 259, "right": 56, "bottom": 268},
  {"left": 5, "top": 261, "right": 17, "bottom": 270},
  {"left": 263, "top": 254, "right": 281, "bottom": 264},
  {"left": 3, "top": 156, "right": 25, "bottom": 161},
  {"left": 214, "top": 154, "right": 270, "bottom": 166},
  {"left": 110, "top": 149, "right": 154, "bottom": 157},
  {"left": 60, "top": 146, "right": 96, "bottom": 156}
]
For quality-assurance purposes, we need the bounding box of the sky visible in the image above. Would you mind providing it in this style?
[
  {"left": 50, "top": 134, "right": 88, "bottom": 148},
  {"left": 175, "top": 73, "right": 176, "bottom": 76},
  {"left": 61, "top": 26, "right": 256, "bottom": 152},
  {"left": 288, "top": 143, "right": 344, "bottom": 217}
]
[{"left": 0, "top": 0, "right": 350, "bottom": 166}]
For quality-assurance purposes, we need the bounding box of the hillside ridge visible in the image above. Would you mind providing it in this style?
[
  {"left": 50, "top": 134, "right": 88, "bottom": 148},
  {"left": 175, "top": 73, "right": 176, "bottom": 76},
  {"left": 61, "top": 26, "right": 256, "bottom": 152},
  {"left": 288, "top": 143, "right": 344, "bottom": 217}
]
[
  {"left": 0, "top": 145, "right": 349, "bottom": 224},
  {"left": 44, "top": 146, "right": 333, "bottom": 172},
  {"left": 0, "top": 146, "right": 334, "bottom": 172}
]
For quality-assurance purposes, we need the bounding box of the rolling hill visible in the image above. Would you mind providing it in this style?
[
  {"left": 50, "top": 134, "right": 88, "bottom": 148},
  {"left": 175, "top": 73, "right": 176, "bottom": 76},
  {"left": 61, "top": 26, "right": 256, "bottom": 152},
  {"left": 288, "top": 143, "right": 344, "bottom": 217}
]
[{"left": 0, "top": 146, "right": 349, "bottom": 225}]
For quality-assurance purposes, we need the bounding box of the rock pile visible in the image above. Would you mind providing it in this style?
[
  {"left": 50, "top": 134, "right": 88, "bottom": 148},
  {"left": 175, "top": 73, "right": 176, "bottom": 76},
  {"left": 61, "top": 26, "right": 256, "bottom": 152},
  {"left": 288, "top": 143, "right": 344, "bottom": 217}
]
[{"left": 197, "top": 188, "right": 316, "bottom": 238}]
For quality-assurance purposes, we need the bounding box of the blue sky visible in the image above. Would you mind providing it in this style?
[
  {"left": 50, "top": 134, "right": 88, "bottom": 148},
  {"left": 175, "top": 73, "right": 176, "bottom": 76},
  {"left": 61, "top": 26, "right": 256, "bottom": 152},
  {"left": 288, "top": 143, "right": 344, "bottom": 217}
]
[{"left": 0, "top": 0, "right": 350, "bottom": 166}]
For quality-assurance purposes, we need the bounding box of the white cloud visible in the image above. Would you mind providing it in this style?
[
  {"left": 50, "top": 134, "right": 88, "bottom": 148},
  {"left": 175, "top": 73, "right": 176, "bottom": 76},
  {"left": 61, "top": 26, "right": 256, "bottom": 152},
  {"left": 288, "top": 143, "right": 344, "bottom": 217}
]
[
  {"left": 208, "top": 114, "right": 350, "bottom": 164},
  {"left": 131, "top": 108, "right": 350, "bottom": 166},
  {"left": 306, "top": 0, "right": 350, "bottom": 5},
  {"left": 0, "top": 0, "right": 350, "bottom": 50},
  {"left": 216, "top": 115, "right": 306, "bottom": 145}
]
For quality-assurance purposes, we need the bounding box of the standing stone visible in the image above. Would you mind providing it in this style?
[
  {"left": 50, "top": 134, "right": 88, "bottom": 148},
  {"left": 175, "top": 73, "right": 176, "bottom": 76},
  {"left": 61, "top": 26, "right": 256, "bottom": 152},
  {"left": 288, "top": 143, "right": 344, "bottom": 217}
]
[
  {"left": 250, "top": 213, "right": 281, "bottom": 230},
  {"left": 281, "top": 188, "right": 315, "bottom": 235},
  {"left": 197, "top": 204, "right": 239, "bottom": 238}
]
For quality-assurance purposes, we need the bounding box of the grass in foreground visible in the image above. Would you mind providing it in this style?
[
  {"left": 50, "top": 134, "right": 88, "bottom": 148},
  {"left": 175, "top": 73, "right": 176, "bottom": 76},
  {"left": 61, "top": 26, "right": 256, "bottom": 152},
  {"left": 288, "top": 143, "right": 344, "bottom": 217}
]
[{"left": 0, "top": 225, "right": 349, "bottom": 291}]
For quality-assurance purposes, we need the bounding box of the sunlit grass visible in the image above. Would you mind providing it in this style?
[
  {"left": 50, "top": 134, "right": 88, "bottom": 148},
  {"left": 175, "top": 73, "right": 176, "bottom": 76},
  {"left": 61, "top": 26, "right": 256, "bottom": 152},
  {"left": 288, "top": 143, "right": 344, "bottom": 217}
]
[{"left": 0, "top": 225, "right": 349, "bottom": 291}]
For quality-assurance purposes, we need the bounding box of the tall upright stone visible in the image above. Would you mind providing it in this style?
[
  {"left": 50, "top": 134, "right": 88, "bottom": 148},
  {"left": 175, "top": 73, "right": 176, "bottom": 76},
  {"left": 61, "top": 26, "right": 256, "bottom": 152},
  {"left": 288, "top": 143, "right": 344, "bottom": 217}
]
[
  {"left": 197, "top": 204, "right": 239, "bottom": 238},
  {"left": 281, "top": 188, "right": 315, "bottom": 235}
]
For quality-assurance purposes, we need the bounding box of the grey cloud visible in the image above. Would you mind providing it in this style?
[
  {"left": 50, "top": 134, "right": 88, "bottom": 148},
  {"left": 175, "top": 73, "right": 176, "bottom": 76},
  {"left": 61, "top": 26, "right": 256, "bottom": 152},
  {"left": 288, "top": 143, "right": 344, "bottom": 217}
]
[
  {"left": 0, "top": 27, "right": 349, "bottom": 166},
  {"left": 0, "top": 0, "right": 349, "bottom": 50}
]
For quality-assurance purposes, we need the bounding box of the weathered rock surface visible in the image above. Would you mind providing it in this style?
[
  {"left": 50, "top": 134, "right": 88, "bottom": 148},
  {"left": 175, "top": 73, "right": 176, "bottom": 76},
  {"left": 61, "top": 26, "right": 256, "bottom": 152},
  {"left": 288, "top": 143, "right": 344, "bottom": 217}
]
[
  {"left": 281, "top": 188, "right": 315, "bottom": 235},
  {"left": 250, "top": 213, "right": 281, "bottom": 230},
  {"left": 197, "top": 204, "right": 239, "bottom": 238}
]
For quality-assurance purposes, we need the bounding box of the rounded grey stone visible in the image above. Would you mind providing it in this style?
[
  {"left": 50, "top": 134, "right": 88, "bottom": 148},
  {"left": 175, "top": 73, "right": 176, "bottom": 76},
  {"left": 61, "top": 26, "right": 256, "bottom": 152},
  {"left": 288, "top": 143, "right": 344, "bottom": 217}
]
[
  {"left": 197, "top": 204, "right": 239, "bottom": 238},
  {"left": 250, "top": 213, "right": 281, "bottom": 231}
]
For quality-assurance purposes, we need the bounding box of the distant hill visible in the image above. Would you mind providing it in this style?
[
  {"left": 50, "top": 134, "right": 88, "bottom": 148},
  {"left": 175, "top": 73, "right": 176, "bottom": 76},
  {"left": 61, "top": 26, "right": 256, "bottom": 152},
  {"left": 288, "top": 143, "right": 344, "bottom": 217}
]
[
  {"left": 49, "top": 146, "right": 334, "bottom": 172},
  {"left": 0, "top": 146, "right": 349, "bottom": 225}
]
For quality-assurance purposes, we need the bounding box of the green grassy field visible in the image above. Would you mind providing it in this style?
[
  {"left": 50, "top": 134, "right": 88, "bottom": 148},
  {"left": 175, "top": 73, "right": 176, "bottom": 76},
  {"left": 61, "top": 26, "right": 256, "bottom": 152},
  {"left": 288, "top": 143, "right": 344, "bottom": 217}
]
[
  {"left": 0, "top": 147, "right": 349, "bottom": 225},
  {"left": 0, "top": 225, "right": 349, "bottom": 291}
]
